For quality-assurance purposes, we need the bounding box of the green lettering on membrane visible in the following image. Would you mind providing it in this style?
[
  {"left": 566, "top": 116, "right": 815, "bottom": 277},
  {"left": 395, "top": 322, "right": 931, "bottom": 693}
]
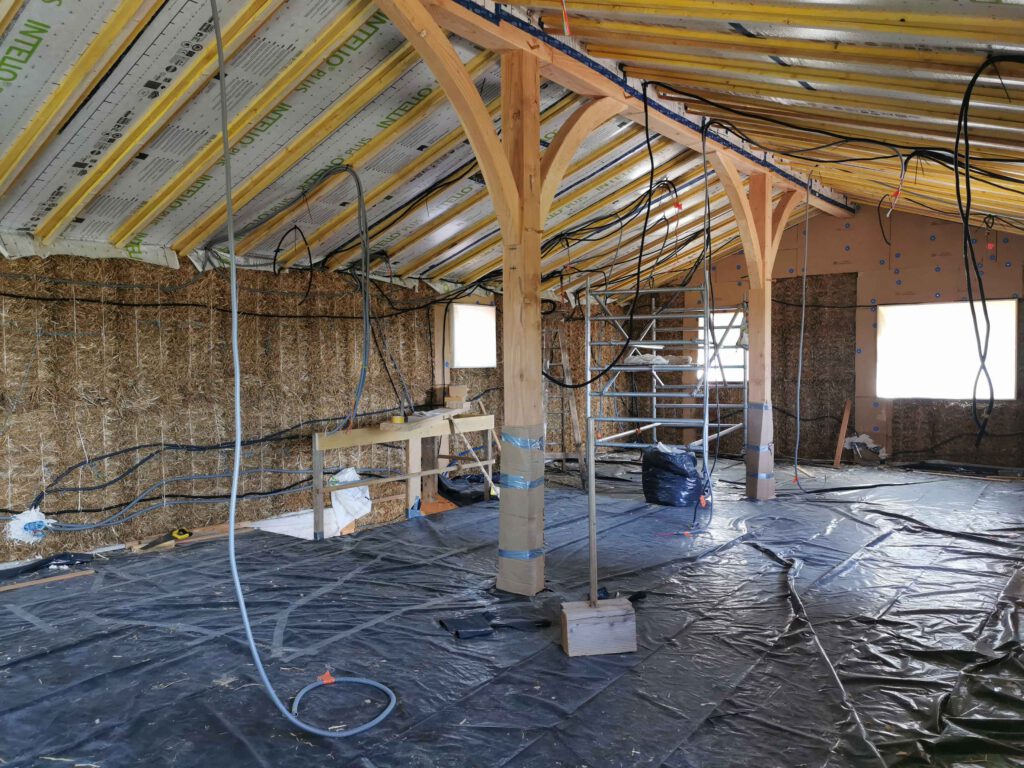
[{"left": 0, "top": 18, "right": 50, "bottom": 92}]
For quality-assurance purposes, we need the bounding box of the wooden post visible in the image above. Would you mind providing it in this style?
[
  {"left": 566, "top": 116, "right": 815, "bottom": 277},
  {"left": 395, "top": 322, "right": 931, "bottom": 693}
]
[
  {"left": 406, "top": 434, "right": 422, "bottom": 516},
  {"left": 370, "top": 0, "right": 627, "bottom": 595},
  {"left": 311, "top": 439, "right": 325, "bottom": 540},
  {"left": 709, "top": 156, "right": 800, "bottom": 500},
  {"left": 496, "top": 50, "right": 546, "bottom": 596}
]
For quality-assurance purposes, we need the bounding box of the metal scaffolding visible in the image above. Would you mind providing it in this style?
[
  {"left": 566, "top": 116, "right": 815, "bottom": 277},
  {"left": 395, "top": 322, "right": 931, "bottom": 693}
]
[{"left": 584, "top": 280, "right": 748, "bottom": 462}]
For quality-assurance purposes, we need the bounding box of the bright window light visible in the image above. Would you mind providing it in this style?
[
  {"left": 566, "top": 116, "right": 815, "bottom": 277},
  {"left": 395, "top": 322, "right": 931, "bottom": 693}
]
[
  {"left": 450, "top": 303, "right": 497, "bottom": 368},
  {"left": 698, "top": 311, "right": 746, "bottom": 383},
  {"left": 876, "top": 300, "right": 1017, "bottom": 399}
]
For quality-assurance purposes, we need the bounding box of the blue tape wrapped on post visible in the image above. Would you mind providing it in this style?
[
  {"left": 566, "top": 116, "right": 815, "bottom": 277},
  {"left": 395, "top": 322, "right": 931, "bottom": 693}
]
[
  {"left": 499, "top": 473, "right": 544, "bottom": 490},
  {"left": 501, "top": 432, "right": 545, "bottom": 450},
  {"left": 498, "top": 548, "right": 544, "bottom": 560}
]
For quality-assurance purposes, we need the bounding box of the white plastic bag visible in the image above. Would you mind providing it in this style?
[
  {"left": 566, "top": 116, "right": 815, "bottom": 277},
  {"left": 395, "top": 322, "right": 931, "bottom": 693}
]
[
  {"left": 4, "top": 508, "right": 48, "bottom": 544},
  {"left": 330, "top": 468, "right": 372, "bottom": 529}
]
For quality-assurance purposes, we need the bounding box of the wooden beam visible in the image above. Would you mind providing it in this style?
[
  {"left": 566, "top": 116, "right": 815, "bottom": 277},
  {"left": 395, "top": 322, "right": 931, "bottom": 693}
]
[
  {"left": 375, "top": 0, "right": 520, "bottom": 239},
  {"left": 422, "top": 0, "right": 852, "bottom": 219},
  {"left": 708, "top": 152, "right": 762, "bottom": 284},
  {"left": 834, "top": 399, "right": 852, "bottom": 468},
  {"left": 539, "top": 97, "right": 624, "bottom": 219},
  {"left": 171, "top": 41, "right": 425, "bottom": 256}
]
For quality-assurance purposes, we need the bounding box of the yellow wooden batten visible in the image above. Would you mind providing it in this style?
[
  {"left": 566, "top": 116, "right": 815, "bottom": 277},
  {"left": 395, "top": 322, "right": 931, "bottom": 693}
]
[
  {"left": 539, "top": 16, "right": 987, "bottom": 73},
  {"left": 170, "top": 41, "right": 427, "bottom": 256},
  {"left": 516, "top": 1, "right": 1024, "bottom": 44},
  {"left": 277, "top": 100, "right": 499, "bottom": 268},
  {"left": 538, "top": 167, "right": 723, "bottom": 292},
  {"left": 431, "top": 142, "right": 686, "bottom": 281},
  {"left": 0, "top": 0, "right": 20, "bottom": 40},
  {"left": 108, "top": 0, "right": 378, "bottom": 248},
  {"left": 237, "top": 53, "right": 503, "bottom": 261},
  {"left": 32, "top": 0, "right": 292, "bottom": 245},
  {"left": 0, "top": 0, "right": 166, "bottom": 196},
  {"left": 630, "top": 70, "right": 1024, "bottom": 131}
]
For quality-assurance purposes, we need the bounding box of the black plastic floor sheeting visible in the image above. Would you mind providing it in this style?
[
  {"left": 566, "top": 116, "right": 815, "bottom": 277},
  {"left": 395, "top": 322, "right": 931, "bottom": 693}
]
[{"left": 1, "top": 467, "right": 1022, "bottom": 767}]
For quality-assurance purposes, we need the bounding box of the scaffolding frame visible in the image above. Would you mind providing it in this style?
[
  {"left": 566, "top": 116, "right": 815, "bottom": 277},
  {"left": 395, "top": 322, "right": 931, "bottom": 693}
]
[{"left": 584, "top": 279, "right": 748, "bottom": 466}]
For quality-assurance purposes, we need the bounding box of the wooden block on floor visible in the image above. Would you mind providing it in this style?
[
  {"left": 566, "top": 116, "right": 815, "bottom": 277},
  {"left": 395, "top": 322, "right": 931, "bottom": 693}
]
[
  {"left": 561, "top": 598, "right": 637, "bottom": 657},
  {"left": 444, "top": 397, "right": 466, "bottom": 409}
]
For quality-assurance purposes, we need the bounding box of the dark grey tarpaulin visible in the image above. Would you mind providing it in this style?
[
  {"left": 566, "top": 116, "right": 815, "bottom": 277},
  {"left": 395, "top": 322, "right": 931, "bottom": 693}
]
[{"left": 1, "top": 467, "right": 1022, "bottom": 767}]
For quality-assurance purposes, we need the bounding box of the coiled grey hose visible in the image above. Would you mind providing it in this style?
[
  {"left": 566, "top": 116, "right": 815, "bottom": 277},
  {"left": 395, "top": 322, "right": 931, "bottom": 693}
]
[{"left": 210, "top": 0, "right": 396, "bottom": 738}]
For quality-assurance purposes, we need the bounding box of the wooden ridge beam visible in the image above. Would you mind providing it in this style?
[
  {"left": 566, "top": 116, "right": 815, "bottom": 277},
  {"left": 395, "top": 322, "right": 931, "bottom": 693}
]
[
  {"left": 422, "top": 0, "right": 852, "bottom": 219},
  {"left": 32, "top": 0, "right": 292, "bottom": 244}
]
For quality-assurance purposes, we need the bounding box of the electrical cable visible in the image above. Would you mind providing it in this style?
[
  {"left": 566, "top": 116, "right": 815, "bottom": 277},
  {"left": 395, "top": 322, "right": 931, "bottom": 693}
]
[
  {"left": 952, "top": 55, "right": 1024, "bottom": 446},
  {"left": 542, "top": 82, "right": 659, "bottom": 390},
  {"left": 208, "top": 0, "right": 396, "bottom": 739}
]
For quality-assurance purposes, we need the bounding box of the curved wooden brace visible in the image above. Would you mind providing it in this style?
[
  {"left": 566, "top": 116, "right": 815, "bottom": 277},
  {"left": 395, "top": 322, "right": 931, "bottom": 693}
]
[
  {"left": 769, "top": 189, "right": 801, "bottom": 264},
  {"left": 707, "top": 151, "right": 763, "bottom": 285},
  {"left": 376, "top": 0, "right": 520, "bottom": 238},
  {"left": 538, "top": 97, "right": 624, "bottom": 220}
]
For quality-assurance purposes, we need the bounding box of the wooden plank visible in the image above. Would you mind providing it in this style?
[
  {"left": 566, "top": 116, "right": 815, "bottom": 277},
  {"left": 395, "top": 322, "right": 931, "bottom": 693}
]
[
  {"left": 312, "top": 446, "right": 325, "bottom": 541},
  {"left": 834, "top": 398, "right": 853, "bottom": 468},
  {"left": 0, "top": 569, "right": 95, "bottom": 593},
  {"left": 315, "top": 414, "right": 493, "bottom": 451},
  {"left": 406, "top": 431, "right": 422, "bottom": 513}
]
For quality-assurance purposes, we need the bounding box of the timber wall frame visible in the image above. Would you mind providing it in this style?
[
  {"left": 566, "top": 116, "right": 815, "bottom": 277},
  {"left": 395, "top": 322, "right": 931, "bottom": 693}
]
[{"left": 375, "top": 0, "right": 854, "bottom": 593}]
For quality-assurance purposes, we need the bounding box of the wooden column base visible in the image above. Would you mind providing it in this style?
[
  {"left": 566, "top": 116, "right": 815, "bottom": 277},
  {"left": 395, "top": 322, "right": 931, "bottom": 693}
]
[{"left": 746, "top": 404, "right": 776, "bottom": 500}]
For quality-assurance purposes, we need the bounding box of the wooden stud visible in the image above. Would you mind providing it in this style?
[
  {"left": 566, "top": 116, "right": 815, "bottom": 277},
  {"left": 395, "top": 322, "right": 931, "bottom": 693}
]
[
  {"left": 406, "top": 432, "right": 422, "bottom": 515},
  {"left": 834, "top": 399, "right": 853, "bottom": 468},
  {"left": 0, "top": 570, "right": 95, "bottom": 593}
]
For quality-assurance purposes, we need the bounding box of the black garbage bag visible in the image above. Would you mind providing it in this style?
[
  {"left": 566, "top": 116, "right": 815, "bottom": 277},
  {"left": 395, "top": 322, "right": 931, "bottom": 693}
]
[
  {"left": 641, "top": 446, "right": 702, "bottom": 507},
  {"left": 438, "top": 471, "right": 495, "bottom": 506}
]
